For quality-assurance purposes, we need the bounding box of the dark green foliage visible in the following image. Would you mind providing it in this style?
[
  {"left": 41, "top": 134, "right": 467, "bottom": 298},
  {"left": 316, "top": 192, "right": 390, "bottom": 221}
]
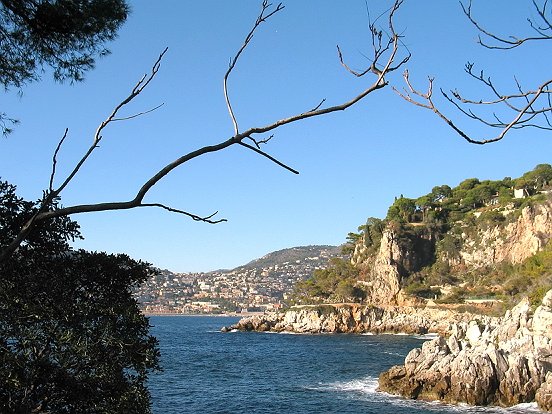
[
  {"left": 289, "top": 258, "right": 361, "bottom": 304},
  {"left": 0, "top": 181, "right": 160, "bottom": 413},
  {"left": 0, "top": 0, "right": 129, "bottom": 88},
  {"left": 342, "top": 232, "right": 361, "bottom": 255},
  {"left": 342, "top": 218, "right": 384, "bottom": 256},
  {"left": 436, "top": 287, "right": 467, "bottom": 304},
  {"left": 404, "top": 282, "right": 441, "bottom": 299},
  {"left": 0, "top": 0, "right": 129, "bottom": 135},
  {"left": 476, "top": 209, "right": 506, "bottom": 229},
  {"left": 516, "top": 164, "right": 552, "bottom": 191},
  {"left": 364, "top": 217, "right": 384, "bottom": 249},
  {"left": 437, "top": 233, "right": 462, "bottom": 258},
  {"left": 387, "top": 196, "right": 416, "bottom": 223}
]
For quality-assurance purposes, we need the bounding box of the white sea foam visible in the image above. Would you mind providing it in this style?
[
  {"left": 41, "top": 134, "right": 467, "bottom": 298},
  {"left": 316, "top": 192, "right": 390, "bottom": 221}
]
[
  {"left": 382, "top": 351, "right": 406, "bottom": 357},
  {"left": 316, "top": 378, "right": 541, "bottom": 413},
  {"left": 507, "top": 402, "right": 540, "bottom": 412},
  {"left": 413, "top": 333, "right": 440, "bottom": 340},
  {"left": 310, "top": 376, "right": 379, "bottom": 395}
]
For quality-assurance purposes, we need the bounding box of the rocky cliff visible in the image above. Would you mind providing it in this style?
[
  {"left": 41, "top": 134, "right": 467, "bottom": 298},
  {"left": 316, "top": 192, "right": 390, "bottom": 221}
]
[
  {"left": 458, "top": 200, "right": 552, "bottom": 268},
  {"left": 350, "top": 200, "right": 552, "bottom": 306},
  {"left": 378, "top": 289, "right": 552, "bottom": 411},
  {"left": 351, "top": 227, "right": 435, "bottom": 306}
]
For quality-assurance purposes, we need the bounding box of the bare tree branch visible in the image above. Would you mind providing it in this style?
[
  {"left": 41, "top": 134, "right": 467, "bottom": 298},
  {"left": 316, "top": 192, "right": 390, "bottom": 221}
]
[
  {"left": 0, "top": 1, "right": 409, "bottom": 263},
  {"left": 239, "top": 141, "right": 299, "bottom": 174},
  {"left": 223, "top": 1, "right": 285, "bottom": 134},
  {"left": 139, "top": 204, "right": 226, "bottom": 224},
  {"left": 461, "top": 0, "right": 552, "bottom": 49},
  {"left": 247, "top": 134, "right": 274, "bottom": 149},
  {"left": 49, "top": 128, "right": 69, "bottom": 192},
  {"left": 396, "top": 0, "right": 552, "bottom": 144},
  {"left": 111, "top": 103, "right": 164, "bottom": 122},
  {"left": 394, "top": 70, "right": 552, "bottom": 144}
]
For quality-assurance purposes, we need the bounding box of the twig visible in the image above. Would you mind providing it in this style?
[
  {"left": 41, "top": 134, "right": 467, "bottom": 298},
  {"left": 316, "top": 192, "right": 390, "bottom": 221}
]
[
  {"left": 239, "top": 141, "right": 299, "bottom": 174},
  {"left": 395, "top": 70, "right": 552, "bottom": 144},
  {"left": 223, "top": 1, "right": 285, "bottom": 134},
  {"left": 49, "top": 128, "right": 69, "bottom": 191},
  {"left": 111, "top": 103, "right": 164, "bottom": 122},
  {"left": 461, "top": 0, "right": 552, "bottom": 49},
  {"left": 139, "top": 204, "right": 226, "bottom": 224}
]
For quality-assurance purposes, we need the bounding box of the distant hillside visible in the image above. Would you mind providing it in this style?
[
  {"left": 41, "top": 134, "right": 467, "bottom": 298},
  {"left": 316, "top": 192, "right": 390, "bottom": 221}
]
[
  {"left": 136, "top": 245, "right": 342, "bottom": 314},
  {"left": 238, "top": 245, "right": 341, "bottom": 270}
]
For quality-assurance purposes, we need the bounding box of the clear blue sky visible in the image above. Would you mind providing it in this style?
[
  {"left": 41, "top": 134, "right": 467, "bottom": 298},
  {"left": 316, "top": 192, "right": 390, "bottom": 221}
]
[{"left": 2, "top": 1, "right": 550, "bottom": 272}]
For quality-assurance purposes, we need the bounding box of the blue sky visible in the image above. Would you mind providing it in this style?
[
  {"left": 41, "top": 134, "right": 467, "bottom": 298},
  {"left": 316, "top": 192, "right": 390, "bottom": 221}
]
[{"left": 2, "top": 1, "right": 551, "bottom": 272}]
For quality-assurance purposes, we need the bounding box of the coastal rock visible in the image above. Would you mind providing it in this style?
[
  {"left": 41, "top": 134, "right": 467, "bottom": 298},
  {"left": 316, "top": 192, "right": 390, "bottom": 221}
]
[
  {"left": 534, "top": 289, "right": 552, "bottom": 339},
  {"left": 378, "top": 290, "right": 552, "bottom": 411},
  {"left": 537, "top": 373, "right": 552, "bottom": 411},
  {"left": 223, "top": 303, "right": 482, "bottom": 336}
]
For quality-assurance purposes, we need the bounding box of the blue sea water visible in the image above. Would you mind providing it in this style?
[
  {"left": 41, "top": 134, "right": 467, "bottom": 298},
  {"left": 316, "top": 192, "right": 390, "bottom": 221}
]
[{"left": 148, "top": 316, "right": 539, "bottom": 414}]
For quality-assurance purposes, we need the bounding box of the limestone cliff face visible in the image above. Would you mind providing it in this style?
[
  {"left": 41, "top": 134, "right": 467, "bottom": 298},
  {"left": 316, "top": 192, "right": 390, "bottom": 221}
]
[
  {"left": 351, "top": 227, "right": 434, "bottom": 306},
  {"left": 350, "top": 200, "right": 552, "bottom": 306},
  {"left": 378, "top": 290, "right": 552, "bottom": 411},
  {"left": 458, "top": 200, "right": 552, "bottom": 268},
  {"left": 356, "top": 231, "right": 403, "bottom": 306}
]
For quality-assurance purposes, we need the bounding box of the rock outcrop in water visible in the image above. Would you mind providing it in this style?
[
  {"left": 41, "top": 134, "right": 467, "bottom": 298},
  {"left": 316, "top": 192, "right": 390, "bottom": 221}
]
[
  {"left": 378, "top": 290, "right": 552, "bottom": 411},
  {"left": 223, "top": 303, "right": 486, "bottom": 336}
]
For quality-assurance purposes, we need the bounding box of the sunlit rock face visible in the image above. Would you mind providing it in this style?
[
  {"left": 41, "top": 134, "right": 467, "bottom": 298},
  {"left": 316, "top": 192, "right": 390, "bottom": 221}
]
[
  {"left": 379, "top": 290, "right": 552, "bottom": 411},
  {"left": 458, "top": 201, "right": 552, "bottom": 268},
  {"left": 351, "top": 201, "right": 552, "bottom": 306}
]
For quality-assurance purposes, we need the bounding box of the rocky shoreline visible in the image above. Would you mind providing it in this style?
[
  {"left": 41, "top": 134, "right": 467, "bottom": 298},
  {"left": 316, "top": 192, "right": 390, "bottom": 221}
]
[
  {"left": 223, "top": 290, "right": 552, "bottom": 412},
  {"left": 379, "top": 290, "right": 552, "bottom": 411},
  {"left": 222, "top": 303, "right": 489, "bottom": 335}
]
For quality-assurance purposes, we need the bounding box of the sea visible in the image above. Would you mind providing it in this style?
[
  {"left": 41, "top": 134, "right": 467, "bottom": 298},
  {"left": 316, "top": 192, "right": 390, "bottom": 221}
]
[{"left": 148, "top": 316, "right": 540, "bottom": 414}]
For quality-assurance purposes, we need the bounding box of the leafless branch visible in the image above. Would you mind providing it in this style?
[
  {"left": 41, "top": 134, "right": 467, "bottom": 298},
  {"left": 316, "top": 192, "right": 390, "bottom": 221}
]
[
  {"left": 395, "top": 70, "right": 552, "bottom": 144},
  {"left": 302, "top": 99, "right": 326, "bottom": 115},
  {"left": 395, "top": 1, "right": 552, "bottom": 144},
  {"left": 337, "top": 0, "right": 409, "bottom": 79},
  {"left": 1, "top": 1, "right": 409, "bottom": 262},
  {"left": 223, "top": 1, "right": 285, "bottom": 134},
  {"left": 139, "top": 204, "right": 226, "bottom": 224},
  {"left": 461, "top": 0, "right": 552, "bottom": 49},
  {"left": 53, "top": 47, "right": 168, "bottom": 202},
  {"left": 239, "top": 141, "right": 299, "bottom": 174},
  {"left": 111, "top": 103, "right": 164, "bottom": 122},
  {"left": 49, "top": 128, "right": 69, "bottom": 191},
  {"left": 247, "top": 134, "right": 274, "bottom": 149}
]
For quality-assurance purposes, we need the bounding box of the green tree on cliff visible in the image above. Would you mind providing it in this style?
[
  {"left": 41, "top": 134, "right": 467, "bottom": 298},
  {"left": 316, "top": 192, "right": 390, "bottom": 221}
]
[
  {"left": 387, "top": 196, "right": 416, "bottom": 223},
  {"left": 290, "top": 258, "right": 361, "bottom": 304}
]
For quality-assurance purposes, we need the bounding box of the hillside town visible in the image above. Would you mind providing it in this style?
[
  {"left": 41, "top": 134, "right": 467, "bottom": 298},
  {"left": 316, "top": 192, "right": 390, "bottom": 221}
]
[{"left": 134, "top": 246, "right": 340, "bottom": 314}]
